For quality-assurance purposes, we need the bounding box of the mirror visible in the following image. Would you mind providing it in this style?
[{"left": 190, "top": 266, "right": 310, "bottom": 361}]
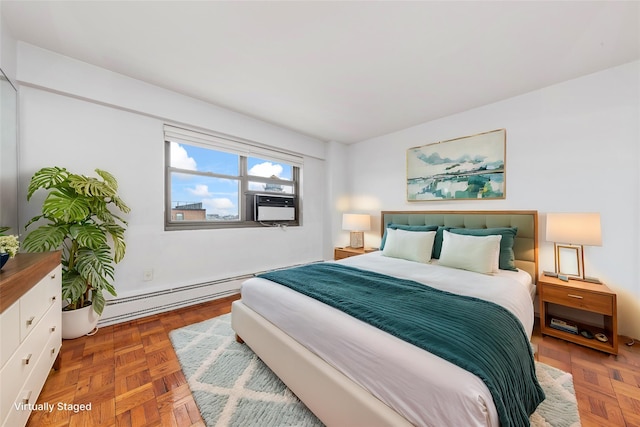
[{"left": 0, "top": 67, "right": 19, "bottom": 235}]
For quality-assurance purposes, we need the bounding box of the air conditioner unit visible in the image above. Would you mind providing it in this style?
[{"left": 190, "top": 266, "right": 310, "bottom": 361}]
[{"left": 254, "top": 194, "right": 296, "bottom": 221}]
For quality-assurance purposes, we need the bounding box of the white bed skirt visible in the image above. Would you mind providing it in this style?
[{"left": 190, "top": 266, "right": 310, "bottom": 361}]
[{"left": 230, "top": 300, "right": 413, "bottom": 427}]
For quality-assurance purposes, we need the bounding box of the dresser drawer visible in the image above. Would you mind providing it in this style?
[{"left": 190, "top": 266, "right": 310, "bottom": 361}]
[
  {"left": 0, "top": 301, "right": 61, "bottom": 423},
  {"left": 20, "top": 266, "right": 60, "bottom": 342},
  {"left": 2, "top": 327, "right": 61, "bottom": 427},
  {"left": 0, "top": 302, "right": 20, "bottom": 368},
  {"left": 543, "top": 285, "right": 613, "bottom": 315}
]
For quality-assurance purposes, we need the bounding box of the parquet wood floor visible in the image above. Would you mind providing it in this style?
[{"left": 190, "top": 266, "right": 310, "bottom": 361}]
[{"left": 27, "top": 295, "right": 639, "bottom": 427}]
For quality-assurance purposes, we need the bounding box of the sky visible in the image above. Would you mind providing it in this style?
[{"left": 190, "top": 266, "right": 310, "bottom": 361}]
[{"left": 170, "top": 141, "right": 292, "bottom": 218}]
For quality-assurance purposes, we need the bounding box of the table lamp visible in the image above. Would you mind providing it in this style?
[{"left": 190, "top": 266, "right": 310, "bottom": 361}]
[
  {"left": 546, "top": 212, "right": 602, "bottom": 283},
  {"left": 342, "top": 213, "right": 370, "bottom": 249}
]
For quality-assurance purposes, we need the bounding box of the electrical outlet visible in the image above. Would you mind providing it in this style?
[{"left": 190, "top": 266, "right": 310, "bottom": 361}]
[{"left": 143, "top": 269, "right": 153, "bottom": 281}]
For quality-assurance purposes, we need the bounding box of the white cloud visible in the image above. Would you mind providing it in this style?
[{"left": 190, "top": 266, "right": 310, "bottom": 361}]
[
  {"left": 205, "top": 198, "right": 235, "bottom": 209},
  {"left": 249, "top": 162, "right": 283, "bottom": 178},
  {"left": 187, "top": 184, "right": 212, "bottom": 197},
  {"left": 203, "top": 198, "right": 236, "bottom": 215},
  {"left": 170, "top": 142, "right": 197, "bottom": 170}
]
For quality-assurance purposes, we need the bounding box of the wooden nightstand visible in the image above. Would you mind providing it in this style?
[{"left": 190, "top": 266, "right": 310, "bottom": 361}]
[
  {"left": 539, "top": 274, "right": 618, "bottom": 354},
  {"left": 334, "top": 247, "right": 377, "bottom": 260}
]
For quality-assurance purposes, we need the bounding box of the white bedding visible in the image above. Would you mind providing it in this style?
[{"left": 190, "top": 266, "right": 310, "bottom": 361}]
[{"left": 240, "top": 252, "right": 535, "bottom": 427}]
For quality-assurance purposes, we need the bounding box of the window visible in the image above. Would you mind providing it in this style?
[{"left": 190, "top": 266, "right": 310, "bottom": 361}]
[{"left": 164, "top": 125, "right": 301, "bottom": 230}]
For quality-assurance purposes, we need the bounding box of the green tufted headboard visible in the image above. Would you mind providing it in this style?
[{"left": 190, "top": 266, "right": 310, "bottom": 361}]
[{"left": 381, "top": 210, "right": 538, "bottom": 283}]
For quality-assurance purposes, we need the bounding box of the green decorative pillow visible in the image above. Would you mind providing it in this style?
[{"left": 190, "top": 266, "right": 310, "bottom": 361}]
[
  {"left": 432, "top": 226, "right": 453, "bottom": 259},
  {"left": 448, "top": 227, "right": 518, "bottom": 271},
  {"left": 380, "top": 224, "right": 439, "bottom": 250}
]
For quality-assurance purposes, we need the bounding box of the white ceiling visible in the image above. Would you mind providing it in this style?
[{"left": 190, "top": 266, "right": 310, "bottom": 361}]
[{"left": 3, "top": 1, "right": 639, "bottom": 143}]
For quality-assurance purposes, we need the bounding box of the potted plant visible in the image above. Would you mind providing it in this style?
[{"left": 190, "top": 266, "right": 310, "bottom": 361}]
[
  {"left": 0, "top": 226, "right": 20, "bottom": 270},
  {"left": 22, "top": 167, "right": 130, "bottom": 338}
]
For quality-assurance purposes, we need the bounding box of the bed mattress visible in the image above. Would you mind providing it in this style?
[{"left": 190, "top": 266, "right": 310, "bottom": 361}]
[{"left": 240, "top": 252, "right": 535, "bottom": 427}]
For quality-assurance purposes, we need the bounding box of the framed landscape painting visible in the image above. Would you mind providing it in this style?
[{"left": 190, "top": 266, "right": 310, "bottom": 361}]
[{"left": 407, "top": 129, "right": 506, "bottom": 201}]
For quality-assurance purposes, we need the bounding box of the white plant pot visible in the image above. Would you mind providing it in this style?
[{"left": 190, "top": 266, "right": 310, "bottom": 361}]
[{"left": 61, "top": 304, "right": 100, "bottom": 339}]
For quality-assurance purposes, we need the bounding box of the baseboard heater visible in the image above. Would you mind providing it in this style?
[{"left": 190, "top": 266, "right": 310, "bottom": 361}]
[
  {"left": 98, "top": 274, "right": 250, "bottom": 327},
  {"left": 98, "top": 260, "right": 322, "bottom": 327}
]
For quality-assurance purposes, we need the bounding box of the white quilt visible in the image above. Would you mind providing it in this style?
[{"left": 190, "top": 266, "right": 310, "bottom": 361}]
[{"left": 240, "top": 252, "right": 535, "bottom": 427}]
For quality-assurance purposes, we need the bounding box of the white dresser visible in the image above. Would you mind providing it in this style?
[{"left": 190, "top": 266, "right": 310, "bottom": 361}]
[{"left": 0, "top": 252, "right": 61, "bottom": 427}]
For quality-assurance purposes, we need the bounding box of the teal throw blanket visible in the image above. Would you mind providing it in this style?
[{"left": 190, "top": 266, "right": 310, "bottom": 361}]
[{"left": 258, "top": 263, "right": 545, "bottom": 427}]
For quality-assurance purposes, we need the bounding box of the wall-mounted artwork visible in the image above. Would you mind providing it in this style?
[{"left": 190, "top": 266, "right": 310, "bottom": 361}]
[{"left": 407, "top": 129, "right": 506, "bottom": 201}]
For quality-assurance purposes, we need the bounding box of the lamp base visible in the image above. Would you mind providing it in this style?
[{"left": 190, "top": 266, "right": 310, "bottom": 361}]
[{"left": 349, "top": 231, "right": 364, "bottom": 249}]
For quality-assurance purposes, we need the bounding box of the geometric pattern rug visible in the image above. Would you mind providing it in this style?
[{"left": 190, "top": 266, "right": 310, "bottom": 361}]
[{"left": 169, "top": 314, "right": 581, "bottom": 427}]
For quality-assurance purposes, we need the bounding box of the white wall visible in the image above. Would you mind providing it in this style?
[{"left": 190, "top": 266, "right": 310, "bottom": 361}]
[
  {"left": 324, "top": 140, "right": 351, "bottom": 258},
  {"left": 0, "top": 12, "right": 19, "bottom": 235},
  {"left": 0, "top": 11, "right": 17, "bottom": 80},
  {"left": 344, "top": 61, "right": 640, "bottom": 339},
  {"left": 17, "top": 44, "right": 327, "bottom": 302}
]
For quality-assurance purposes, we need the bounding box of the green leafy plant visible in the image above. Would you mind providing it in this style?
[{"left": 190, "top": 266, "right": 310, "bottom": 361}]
[{"left": 23, "top": 167, "right": 130, "bottom": 315}]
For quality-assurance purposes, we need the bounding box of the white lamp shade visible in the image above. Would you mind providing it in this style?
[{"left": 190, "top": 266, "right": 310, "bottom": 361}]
[
  {"left": 546, "top": 213, "right": 602, "bottom": 246},
  {"left": 342, "top": 214, "right": 371, "bottom": 231}
]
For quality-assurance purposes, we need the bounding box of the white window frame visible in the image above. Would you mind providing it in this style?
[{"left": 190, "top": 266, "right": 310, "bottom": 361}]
[{"left": 164, "top": 125, "right": 302, "bottom": 230}]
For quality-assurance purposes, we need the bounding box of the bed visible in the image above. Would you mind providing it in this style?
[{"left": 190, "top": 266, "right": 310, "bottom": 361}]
[{"left": 232, "top": 210, "right": 540, "bottom": 426}]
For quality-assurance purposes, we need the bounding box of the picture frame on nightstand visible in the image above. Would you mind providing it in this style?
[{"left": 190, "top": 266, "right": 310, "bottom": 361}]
[{"left": 555, "top": 244, "right": 584, "bottom": 280}]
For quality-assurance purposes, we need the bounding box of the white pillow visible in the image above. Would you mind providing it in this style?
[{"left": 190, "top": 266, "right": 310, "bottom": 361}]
[
  {"left": 381, "top": 228, "right": 436, "bottom": 264},
  {"left": 438, "top": 230, "right": 502, "bottom": 274}
]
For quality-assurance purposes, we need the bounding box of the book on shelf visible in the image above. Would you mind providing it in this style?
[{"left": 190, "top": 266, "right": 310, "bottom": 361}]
[{"left": 550, "top": 318, "right": 579, "bottom": 335}]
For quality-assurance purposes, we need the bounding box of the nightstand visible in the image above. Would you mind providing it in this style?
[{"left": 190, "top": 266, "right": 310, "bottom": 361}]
[
  {"left": 539, "top": 274, "right": 618, "bottom": 354},
  {"left": 334, "top": 247, "right": 377, "bottom": 260}
]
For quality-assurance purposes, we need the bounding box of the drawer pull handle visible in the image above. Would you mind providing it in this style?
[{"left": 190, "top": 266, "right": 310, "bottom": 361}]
[
  {"left": 50, "top": 326, "right": 57, "bottom": 332},
  {"left": 26, "top": 316, "right": 35, "bottom": 326},
  {"left": 51, "top": 347, "right": 56, "bottom": 355},
  {"left": 51, "top": 273, "right": 56, "bottom": 279},
  {"left": 52, "top": 296, "right": 57, "bottom": 302},
  {"left": 23, "top": 354, "right": 33, "bottom": 365},
  {"left": 568, "top": 294, "right": 584, "bottom": 299},
  {"left": 22, "top": 391, "right": 32, "bottom": 405}
]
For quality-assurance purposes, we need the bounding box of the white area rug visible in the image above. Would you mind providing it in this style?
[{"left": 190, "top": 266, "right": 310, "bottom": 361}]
[{"left": 170, "top": 314, "right": 580, "bottom": 427}]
